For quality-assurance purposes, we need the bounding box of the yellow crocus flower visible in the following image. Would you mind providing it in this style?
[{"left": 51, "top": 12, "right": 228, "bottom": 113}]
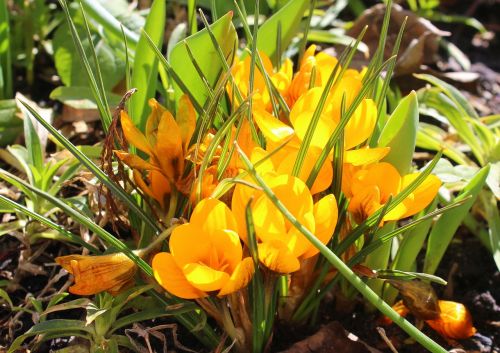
[
  {"left": 232, "top": 164, "right": 338, "bottom": 274},
  {"left": 343, "top": 162, "right": 441, "bottom": 223},
  {"left": 152, "top": 198, "right": 254, "bottom": 299},
  {"left": 55, "top": 253, "right": 137, "bottom": 296}
]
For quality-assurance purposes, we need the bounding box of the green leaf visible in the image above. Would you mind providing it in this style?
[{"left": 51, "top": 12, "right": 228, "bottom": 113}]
[
  {"left": 21, "top": 109, "right": 44, "bottom": 171},
  {"left": 50, "top": 86, "right": 122, "bottom": 110},
  {"left": 0, "top": 99, "right": 22, "bottom": 146},
  {"left": 378, "top": 91, "right": 418, "bottom": 175},
  {"left": 128, "top": 0, "right": 165, "bottom": 129},
  {"left": 256, "top": 0, "right": 308, "bottom": 64},
  {"left": 53, "top": 21, "right": 125, "bottom": 90},
  {"left": 8, "top": 320, "right": 94, "bottom": 353},
  {"left": 0, "top": 0, "right": 12, "bottom": 99},
  {"left": 424, "top": 165, "right": 490, "bottom": 274},
  {"left": 415, "top": 73, "right": 479, "bottom": 119},
  {"left": 169, "top": 12, "right": 237, "bottom": 110}
]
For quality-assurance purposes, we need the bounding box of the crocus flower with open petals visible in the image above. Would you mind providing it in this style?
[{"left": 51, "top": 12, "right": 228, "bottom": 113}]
[
  {"left": 232, "top": 165, "right": 338, "bottom": 273},
  {"left": 56, "top": 253, "right": 137, "bottom": 296},
  {"left": 116, "top": 96, "right": 196, "bottom": 208},
  {"left": 152, "top": 198, "right": 254, "bottom": 299},
  {"left": 343, "top": 162, "right": 441, "bottom": 223}
]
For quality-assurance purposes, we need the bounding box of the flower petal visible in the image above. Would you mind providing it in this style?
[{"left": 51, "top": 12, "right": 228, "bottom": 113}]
[
  {"left": 177, "top": 95, "right": 196, "bottom": 152},
  {"left": 344, "top": 147, "right": 391, "bottom": 166},
  {"left": 401, "top": 174, "right": 441, "bottom": 218},
  {"left": 145, "top": 98, "right": 167, "bottom": 146},
  {"left": 258, "top": 240, "right": 300, "bottom": 274},
  {"left": 121, "top": 111, "right": 152, "bottom": 155},
  {"left": 156, "top": 111, "right": 184, "bottom": 182},
  {"left": 190, "top": 198, "right": 239, "bottom": 235},
  {"left": 276, "top": 147, "right": 333, "bottom": 194},
  {"left": 152, "top": 252, "right": 205, "bottom": 299},
  {"left": 209, "top": 229, "right": 243, "bottom": 273},
  {"left": 302, "top": 194, "right": 338, "bottom": 259},
  {"left": 254, "top": 108, "right": 294, "bottom": 144},
  {"left": 218, "top": 257, "right": 255, "bottom": 296},
  {"left": 426, "top": 301, "right": 476, "bottom": 339},
  {"left": 183, "top": 263, "right": 230, "bottom": 292},
  {"left": 114, "top": 151, "right": 160, "bottom": 171},
  {"left": 252, "top": 195, "right": 287, "bottom": 243},
  {"left": 170, "top": 223, "right": 211, "bottom": 268},
  {"left": 344, "top": 99, "right": 377, "bottom": 150}
]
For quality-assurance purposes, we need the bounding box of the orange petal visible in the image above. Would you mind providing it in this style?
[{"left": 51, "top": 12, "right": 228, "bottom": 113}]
[
  {"left": 177, "top": 95, "right": 196, "bottom": 153},
  {"left": 344, "top": 99, "right": 377, "bottom": 150},
  {"left": 145, "top": 98, "right": 167, "bottom": 146},
  {"left": 56, "top": 253, "right": 136, "bottom": 296},
  {"left": 169, "top": 223, "right": 211, "bottom": 268},
  {"left": 190, "top": 198, "right": 239, "bottom": 235},
  {"left": 252, "top": 195, "right": 288, "bottom": 243},
  {"left": 120, "top": 111, "right": 152, "bottom": 155},
  {"left": 258, "top": 240, "right": 300, "bottom": 274},
  {"left": 155, "top": 111, "right": 184, "bottom": 182},
  {"left": 150, "top": 170, "right": 171, "bottom": 208},
  {"left": 209, "top": 229, "right": 243, "bottom": 273},
  {"left": 351, "top": 163, "right": 401, "bottom": 204},
  {"left": 152, "top": 252, "right": 205, "bottom": 299},
  {"left": 183, "top": 263, "right": 230, "bottom": 292},
  {"left": 302, "top": 194, "right": 338, "bottom": 259},
  {"left": 401, "top": 174, "right": 441, "bottom": 218},
  {"left": 344, "top": 147, "right": 391, "bottom": 166},
  {"left": 254, "top": 108, "right": 294, "bottom": 144},
  {"left": 426, "top": 301, "right": 476, "bottom": 339},
  {"left": 276, "top": 147, "right": 333, "bottom": 194},
  {"left": 218, "top": 257, "right": 254, "bottom": 296},
  {"left": 114, "top": 150, "right": 160, "bottom": 171}
]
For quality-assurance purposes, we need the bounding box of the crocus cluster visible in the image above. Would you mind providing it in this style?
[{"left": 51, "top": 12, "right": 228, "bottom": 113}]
[{"left": 56, "top": 46, "right": 476, "bottom": 341}]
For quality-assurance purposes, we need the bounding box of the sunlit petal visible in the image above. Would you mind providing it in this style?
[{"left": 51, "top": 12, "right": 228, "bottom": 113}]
[
  {"left": 156, "top": 111, "right": 184, "bottom": 182},
  {"left": 114, "top": 151, "right": 160, "bottom": 171},
  {"left": 177, "top": 95, "right": 196, "bottom": 153},
  {"left": 190, "top": 198, "right": 239, "bottom": 235},
  {"left": 258, "top": 240, "right": 300, "bottom": 273},
  {"left": 254, "top": 108, "right": 294, "bottom": 144},
  {"left": 344, "top": 99, "right": 377, "bottom": 150},
  {"left": 210, "top": 229, "right": 242, "bottom": 272},
  {"left": 120, "top": 111, "right": 152, "bottom": 155},
  {"left": 401, "top": 174, "right": 441, "bottom": 218},
  {"left": 152, "top": 252, "right": 205, "bottom": 299},
  {"left": 218, "top": 257, "right": 255, "bottom": 296},
  {"left": 170, "top": 223, "right": 211, "bottom": 268},
  {"left": 344, "top": 147, "right": 390, "bottom": 166},
  {"left": 302, "top": 194, "right": 338, "bottom": 259},
  {"left": 183, "top": 263, "right": 230, "bottom": 292}
]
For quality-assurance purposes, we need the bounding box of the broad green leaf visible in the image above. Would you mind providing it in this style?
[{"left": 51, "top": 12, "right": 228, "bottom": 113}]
[
  {"left": 50, "top": 86, "right": 122, "bottom": 110},
  {"left": 424, "top": 165, "right": 490, "bottom": 274},
  {"left": 129, "top": 0, "right": 165, "bottom": 130},
  {"left": 169, "top": 12, "right": 237, "bottom": 109},
  {"left": 8, "top": 320, "right": 94, "bottom": 353},
  {"left": 0, "top": 99, "right": 21, "bottom": 146},
  {"left": 256, "top": 0, "right": 308, "bottom": 64},
  {"left": 378, "top": 91, "right": 418, "bottom": 175},
  {"left": 53, "top": 21, "right": 125, "bottom": 90}
]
